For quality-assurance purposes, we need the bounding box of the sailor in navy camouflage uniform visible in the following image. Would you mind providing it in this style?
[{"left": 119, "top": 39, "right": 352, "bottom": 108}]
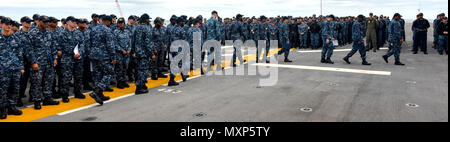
[
  {"left": 131, "top": 14, "right": 152, "bottom": 94},
  {"left": 320, "top": 15, "right": 336, "bottom": 64},
  {"left": 77, "top": 18, "right": 94, "bottom": 91},
  {"left": 383, "top": 13, "right": 406, "bottom": 66},
  {"left": 149, "top": 17, "right": 169, "bottom": 81},
  {"left": 259, "top": 16, "right": 268, "bottom": 63},
  {"left": 57, "top": 16, "right": 86, "bottom": 103},
  {"left": 28, "top": 16, "right": 60, "bottom": 109},
  {"left": 230, "top": 14, "right": 247, "bottom": 67},
  {"left": 16, "top": 16, "right": 33, "bottom": 107},
  {"left": 187, "top": 18, "right": 203, "bottom": 71},
  {"left": 127, "top": 15, "right": 139, "bottom": 82},
  {"left": 343, "top": 15, "right": 372, "bottom": 66},
  {"left": 250, "top": 17, "right": 259, "bottom": 58},
  {"left": 267, "top": 19, "right": 278, "bottom": 63},
  {"left": 46, "top": 17, "right": 64, "bottom": 99},
  {"left": 166, "top": 15, "right": 178, "bottom": 73},
  {"left": 89, "top": 15, "right": 115, "bottom": 105},
  {"left": 0, "top": 17, "right": 24, "bottom": 119},
  {"left": 277, "top": 17, "right": 292, "bottom": 62},
  {"left": 113, "top": 18, "right": 132, "bottom": 89},
  {"left": 206, "top": 11, "right": 222, "bottom": 65},
  {"left": 298, "top": 20, "right": 308, "bottom": 48},
  {"left": 168, "top": 17, "right": 189, "bottom": 86}
]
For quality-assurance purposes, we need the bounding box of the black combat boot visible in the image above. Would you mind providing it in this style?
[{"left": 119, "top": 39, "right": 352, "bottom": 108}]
[
  {"left": 7, "top": 106, "right": 23, "bottom": 115},
  {"left": 362, "top": 59, "right": 372, "bottom": 66},
  {"left": 0, "top": 107, "right": 7, "bottom": 119},
  {"left": 61, "top": 93, "right": 70, "bottom": 103},
  {"left": 168, "top": 75, "right": 179, "bottom": 86},
  {"left": 74, "top": 91, "right": 86, "bottom": 99},
  {"left": 395, "top": 61, "right": 405, "bottom": 66},
  {"left": 135, "top": 86, "right": 149, "bottom": 95},
  {"left": 382, "top": 55, "right": 389, "bottom": 63},
  {"left": 97, "top": 90, "right": 109, "bottom": 101},
  {"left": 181, "top": 74, "right": 188, "bottom": 82},
  {"left": 343, "top": 56, "right": 351, "bottom": 64},
  {"left": 43, "top": 97, "right": 60, "bottom": 106},
  {"left": 168, "top": 80, "right": 179, "bottom": 86},
  {"left": 326, "top": 58, "right": 334, "bottom": 64},
  {"left": 321, "top": 58, "right": 326, "bottom": 63},
  {"left": 34, "top": 101, "right": 42, "bottom": 110},
  {"left": 89, "top": 89, "right": 104, "bottom": 105},
  {"left": 284, "top": 58, "right": 292, "bottom": 62}
]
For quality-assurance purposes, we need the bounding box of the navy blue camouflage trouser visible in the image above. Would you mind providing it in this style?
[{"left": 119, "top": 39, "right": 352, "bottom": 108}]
[
  {"left": 278, "top": 39, "right": 291, "bottom": 59},
  {"left": 92, "top": 59, "right": 114, "bottom": 91},
  {"left": 385, "top": 41, "right": 402, "bottom": 62},
  {"left": 59, "top": 59, "right": 83, "bottom": 94},
  {"left": 346, "top": 42, "right": 367, "bottom": 60},
  {"left": 135, "top": 58, "right": 150, "bottom": 88},
  {"left": 30, "top": 64, "right": 55, "bottom": 102},
  {"left": 115, "top": 53, "right": 128, "bottom": 82},
  {"left": 152, "top": 49, "right": 165, "bottom": 75},
  {"left": 0, "top": 69, "right": 20, "bottom": 107},
  {"left": 321, "top": 39, "right": 334, "bottom": 59},
  {"left": 299, "top": 33, "right": 308, "bottom": 47}
]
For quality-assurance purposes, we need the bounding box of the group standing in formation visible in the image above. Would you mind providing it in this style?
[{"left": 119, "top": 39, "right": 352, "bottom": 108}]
[{"left": 0, "top": 11, "right": 448, "bottom": 120}]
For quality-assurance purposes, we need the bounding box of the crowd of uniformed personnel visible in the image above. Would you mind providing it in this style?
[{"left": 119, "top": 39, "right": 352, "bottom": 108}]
[{"left": 0, "top": 10, "right": 448, "bottom": 120}]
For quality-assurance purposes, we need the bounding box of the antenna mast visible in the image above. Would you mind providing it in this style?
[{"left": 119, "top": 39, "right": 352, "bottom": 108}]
[{"left": 115, "top": 0, "right": 124, "bottom": 17}]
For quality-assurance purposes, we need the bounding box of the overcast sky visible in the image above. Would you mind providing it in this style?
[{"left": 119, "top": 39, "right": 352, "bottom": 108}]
[{"left": 0, "top": 0, "right": 448, "bottom": 22}]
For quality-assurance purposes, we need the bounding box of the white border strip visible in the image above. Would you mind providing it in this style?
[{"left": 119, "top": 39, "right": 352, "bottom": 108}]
[
  {"left": 252, "top": 63, "right": 392, "bottom": 76},
  {"left": 298, "top": 47, "right": 388, "bottom": 53}
]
